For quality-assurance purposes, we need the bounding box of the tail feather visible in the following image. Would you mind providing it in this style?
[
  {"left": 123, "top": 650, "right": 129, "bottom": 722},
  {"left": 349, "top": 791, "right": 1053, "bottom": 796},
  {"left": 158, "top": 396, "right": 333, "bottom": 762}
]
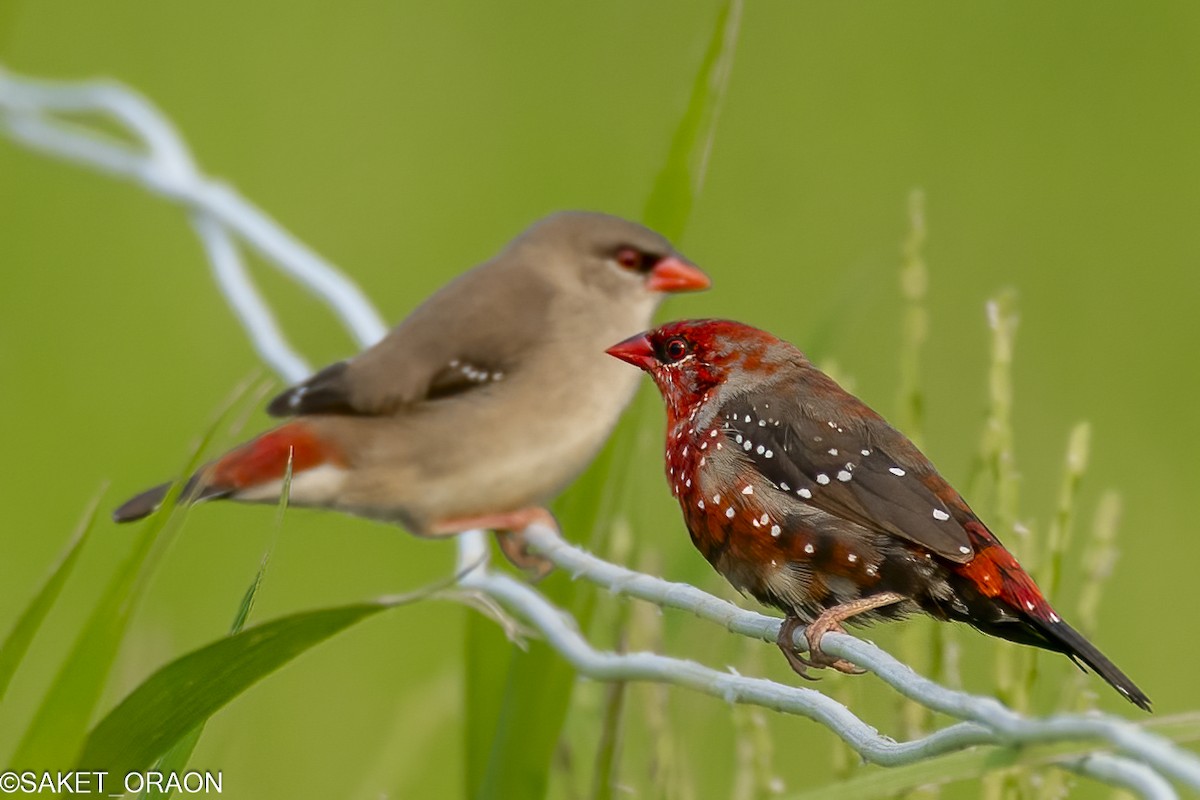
[
  {"left": 1028, "top": 614, "right": 1151, "bottom": 712},
  {"left": 111, "top": 473, "right": 230, "bottom": 522},
  {"left": 112, "top": 421, "right": 344, "bottom": 523},
  {"left": 948, "top": 520, "right": 1150, "bottom": 710}
]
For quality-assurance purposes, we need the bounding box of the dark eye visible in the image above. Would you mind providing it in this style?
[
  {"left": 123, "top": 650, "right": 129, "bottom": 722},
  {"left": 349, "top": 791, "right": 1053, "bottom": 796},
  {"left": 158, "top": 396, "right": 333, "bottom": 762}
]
[
  {"left": 615, "top": 247, "right": 646, "bottom": 271},
  {"left": 663, "top": 337, "right": 690, "bottom": 362}
]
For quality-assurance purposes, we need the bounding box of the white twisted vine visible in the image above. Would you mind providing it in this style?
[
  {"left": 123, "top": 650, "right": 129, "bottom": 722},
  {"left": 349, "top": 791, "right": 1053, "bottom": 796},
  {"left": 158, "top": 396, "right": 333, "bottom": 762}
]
[{"left": 1, "top": 67, "right": 1190, "bottom": 800}]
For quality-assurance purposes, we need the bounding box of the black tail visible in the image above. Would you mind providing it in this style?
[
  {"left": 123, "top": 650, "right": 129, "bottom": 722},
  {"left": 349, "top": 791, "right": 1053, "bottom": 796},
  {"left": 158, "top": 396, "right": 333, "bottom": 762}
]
[
  {"left": 943, "top": 584, "right": 1152, "bottom": 711},
  {"left": 1026, "top": 614, "right": 1151, "bottom": 711},
  {"left": 111, "top": 474, "right": 229, "bottom": 523}
]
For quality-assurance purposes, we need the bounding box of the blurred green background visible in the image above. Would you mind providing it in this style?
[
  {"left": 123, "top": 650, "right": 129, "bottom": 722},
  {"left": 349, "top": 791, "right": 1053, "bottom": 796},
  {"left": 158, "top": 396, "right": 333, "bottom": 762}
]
[{"left": 2, "top": 2, "right": 1198, "bottom": 797}]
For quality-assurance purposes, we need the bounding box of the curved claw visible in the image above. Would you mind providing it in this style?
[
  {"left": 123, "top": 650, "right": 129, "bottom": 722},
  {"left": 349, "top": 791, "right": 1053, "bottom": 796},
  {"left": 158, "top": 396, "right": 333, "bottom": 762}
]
[
  {"left": 804, "top": 620, "right": 866, "bottom": 674},
  {"left": 776, "top": 616, "right": 821, "bottom": 681},
  {"left": 496, "top": 529, "right": 554, "bottom": 582},
  {"left": 777, "top": 615, "right": 867, "bottom": 678}
]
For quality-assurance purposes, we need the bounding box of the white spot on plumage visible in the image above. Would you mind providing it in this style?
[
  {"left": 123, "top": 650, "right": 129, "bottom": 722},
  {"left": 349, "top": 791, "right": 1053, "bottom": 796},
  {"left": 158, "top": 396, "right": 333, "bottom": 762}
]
[
  {"left": 756, "top": 445, "right": 765, "bottom": 454},
  {"left": 685, "top": 478, "right": 691, "bottom": 488},
  {"left": 759, "top": 419, "right": 766, "bottom": 426},
  {"left": 713, "top": 494, "right": 721, "bottom": 503},
  {"left": 759, "top": 513, "right": 769, "bottom": 524},
  {"left": 765, "top": 450, "right": 773, "bottom": 458},
  {"left": 889, "top": 467, "right": 906, "bottom": 476},
  {"left": 1049, "top": 612, "right": 1061, "bottom": 623},
  {"left": 828, "top": 448, "right": 839, "bottom": 456},
  {"left": 933, "top": 509, "right": 951, "bottom": 521},
  {"left": 1025, "top": 600, "right": 1036, "bottom": 611},
  {"left": 700, "top": 441, "right": 708, "bottom": 450},
  {"left": 743, "top": 440, "right": 752, "bottom": 451},
  {"left": 780, "top": 482, "right": 790, "bottom": 491},
  {"left": 698, "top": 499, "right": 705, "bottom": 509},
  {"left": 770, "top": 524, "right": 781, "bottom": 537},
  {"left": 861, "top": 449, "right": 871, "bottom": 456},
  {"left": 735, "top": 434, "right": 743, "bottom": 444},
  {"left": 745, "top": 415, "right": 752, "bottom": 423},
  {"left": 700, "top": 457, "right": 707, "bottom": 466},
  {"left": 710, "top": 429, "right": 719, "bottom": 438},
  {"left": 798, "top": 488, "right": 812, "bottom": 499},
  {"left": 959, "top": 546, "right": 971, "bottom": 555},
  {"left": 742, "top": 485, "right": 754, "bottom": 495},
  {"left": 866, "top": 566, "right": 878, "bottom": 576},
  {"left": 837, "top": 470, "right": 852, "bottom": 482},
  {"left": 804, "top": 543, "right": 815, "bottom": 554},
  {"left": 725, "top": 507, "right": 735, "bottom": 519},
  {"left": 847, "top": 553, "right": 858, "bottom": 563},
  {"left": 816, "top": 473, "right": 830, "bottom": 485}
]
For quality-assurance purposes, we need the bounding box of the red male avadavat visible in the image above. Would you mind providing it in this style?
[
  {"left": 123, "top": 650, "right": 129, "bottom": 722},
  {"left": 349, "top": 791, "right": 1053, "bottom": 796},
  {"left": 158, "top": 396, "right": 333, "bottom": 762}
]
[{"left": 609, "top": 318, "right": 1149, "bottom": 710}]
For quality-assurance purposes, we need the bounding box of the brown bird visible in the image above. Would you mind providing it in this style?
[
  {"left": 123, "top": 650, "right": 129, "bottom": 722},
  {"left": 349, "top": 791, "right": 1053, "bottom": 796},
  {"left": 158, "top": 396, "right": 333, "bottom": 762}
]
[
  {"left": 113, "top": 212, "right": 710, "bottom": 569},
  {"left": 608, "top": 319, "right": 1150, "bottom": 710}
]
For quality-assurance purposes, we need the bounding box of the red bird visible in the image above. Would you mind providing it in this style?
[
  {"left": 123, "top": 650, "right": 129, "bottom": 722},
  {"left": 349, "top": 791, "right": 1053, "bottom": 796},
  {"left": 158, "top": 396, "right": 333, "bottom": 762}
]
[{"left": 608, "top": 319, "right": 1150, "bottom": 710}]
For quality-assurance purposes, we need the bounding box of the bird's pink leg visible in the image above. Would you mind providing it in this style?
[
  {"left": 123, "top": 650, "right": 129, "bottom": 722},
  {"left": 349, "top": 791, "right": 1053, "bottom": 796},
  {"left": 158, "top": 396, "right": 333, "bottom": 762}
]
[
  {"left": 430, "top": 507, "right": 558, "bottom": 580},
  {"left": 778, "top": 591, "right": 907, "bottom": 678}
]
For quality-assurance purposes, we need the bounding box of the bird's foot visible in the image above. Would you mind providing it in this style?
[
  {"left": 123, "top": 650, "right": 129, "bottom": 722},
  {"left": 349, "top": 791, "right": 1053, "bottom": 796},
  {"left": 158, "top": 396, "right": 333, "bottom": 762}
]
[
  {"left": 776, "top": 616, "right": 863, "bottom": 678},
  {"left": 798, "top": 618, "right": 866, "bottom": 675},
  {"left": 432, "top": 507, "right": 558, "bottom": 580},
  {"left": 776, "top": 592, "right": 908, "bottom": 679}
]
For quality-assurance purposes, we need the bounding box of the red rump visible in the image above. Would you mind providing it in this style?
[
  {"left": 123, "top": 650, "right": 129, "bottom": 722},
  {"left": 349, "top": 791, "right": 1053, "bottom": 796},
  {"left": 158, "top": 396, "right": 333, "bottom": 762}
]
[
  {"left": 955, "top": 520, "right": 1055, "bottom": 621},
  {"left": 210, "top": 423, "right": 345, "bottom": 489}
]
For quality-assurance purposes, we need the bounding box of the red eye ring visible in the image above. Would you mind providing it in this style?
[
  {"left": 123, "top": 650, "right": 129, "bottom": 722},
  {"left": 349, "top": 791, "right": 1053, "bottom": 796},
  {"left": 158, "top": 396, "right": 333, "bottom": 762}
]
[
  {"left": 615, "top": 247, "right": 643, "bottom": 270},
  {"left": 664, "top": 337, "right": 689, "bottom": 362}
]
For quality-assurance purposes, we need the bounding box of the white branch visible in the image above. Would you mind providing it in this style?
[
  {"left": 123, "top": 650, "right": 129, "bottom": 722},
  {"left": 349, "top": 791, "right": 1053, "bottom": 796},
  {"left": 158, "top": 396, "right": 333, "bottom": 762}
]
[{"left": 3, "top": 67, "right": 1193, "bottom": 800}]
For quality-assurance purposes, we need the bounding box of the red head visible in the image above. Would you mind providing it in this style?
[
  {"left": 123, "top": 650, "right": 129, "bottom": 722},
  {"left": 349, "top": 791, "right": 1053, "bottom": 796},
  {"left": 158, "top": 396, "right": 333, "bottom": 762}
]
[{"left": 607, "top": 319, "right": 800, "bottom": 424}]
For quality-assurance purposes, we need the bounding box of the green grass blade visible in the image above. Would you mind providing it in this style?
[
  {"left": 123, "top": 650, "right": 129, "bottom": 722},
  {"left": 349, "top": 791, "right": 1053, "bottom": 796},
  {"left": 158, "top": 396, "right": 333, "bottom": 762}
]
[
  {"left": 9, "top": 382, "right": 252, "bottom": 770},
  {"left": 0, "top": 489, "right": 103, "bottom": 704},
  {"left": 10, "top": 499, "right": 181, "bottom": 770},
  {"left": 643, "top": 0, "right": 743, "bottom": 240},
  {"left": 139, "top": 509, "right": 280, "bottom": 800},
  {"left": 76, "top": 601, "right": 397, "bottom": 775}
]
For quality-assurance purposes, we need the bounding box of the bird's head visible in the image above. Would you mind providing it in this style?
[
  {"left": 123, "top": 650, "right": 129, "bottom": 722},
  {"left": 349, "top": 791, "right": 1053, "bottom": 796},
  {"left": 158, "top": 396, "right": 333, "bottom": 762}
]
[
  {"left": 607, "top": 319, "right": 796, "bottom": 423},
  {"left": 508, "top": 212, "right": 710, "bottom": 306}
]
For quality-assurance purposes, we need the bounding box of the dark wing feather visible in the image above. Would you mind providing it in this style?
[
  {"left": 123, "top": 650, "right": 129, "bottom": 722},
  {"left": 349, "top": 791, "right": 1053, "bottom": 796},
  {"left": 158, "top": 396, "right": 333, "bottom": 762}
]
[
  {"left": 267, "top": 362, "right": 358, "bottom": 416},
  {"left": 267, "top": 356, "right": 509, "bottom": 417},
  {"left": 266, "top": 255, "right": 550, "bottom": 418},
  {"left": 717, "top": 393, "right": 974, "bottom": 563}
]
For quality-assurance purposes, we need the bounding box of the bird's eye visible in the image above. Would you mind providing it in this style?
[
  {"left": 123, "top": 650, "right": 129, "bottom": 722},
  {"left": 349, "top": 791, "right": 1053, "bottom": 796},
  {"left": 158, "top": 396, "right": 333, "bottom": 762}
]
[
  {"left": 663, "top": 337, "right": 690, "bottom": 362},
  {"left": 615, "top": 247, "right": 645, "bottom": 271}
]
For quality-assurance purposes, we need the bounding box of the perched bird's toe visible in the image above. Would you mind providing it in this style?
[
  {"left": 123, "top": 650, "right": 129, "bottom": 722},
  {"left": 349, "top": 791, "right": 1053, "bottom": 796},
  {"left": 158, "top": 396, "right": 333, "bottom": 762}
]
[{"left": 495, "top": 529, "right": 555, "bottom": 581}]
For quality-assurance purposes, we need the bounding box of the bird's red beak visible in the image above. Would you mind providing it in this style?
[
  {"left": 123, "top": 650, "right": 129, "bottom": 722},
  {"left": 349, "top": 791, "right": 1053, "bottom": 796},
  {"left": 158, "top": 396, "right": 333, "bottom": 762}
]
[
  {"left": 646, "top": 256, "right": 710, "bottom": 293},
  {"left": 606, "top": 332, "right": 658, "bottom": 371}
]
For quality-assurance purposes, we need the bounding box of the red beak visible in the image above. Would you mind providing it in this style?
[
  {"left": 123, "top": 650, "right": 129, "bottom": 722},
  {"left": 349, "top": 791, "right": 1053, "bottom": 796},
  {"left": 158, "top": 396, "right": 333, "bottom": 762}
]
[
  {"left": 606, "top": 332, "right": 658, "bottom": 371},
  {"left": 646, "top": 256, "right": 711, "bottom": 293}
]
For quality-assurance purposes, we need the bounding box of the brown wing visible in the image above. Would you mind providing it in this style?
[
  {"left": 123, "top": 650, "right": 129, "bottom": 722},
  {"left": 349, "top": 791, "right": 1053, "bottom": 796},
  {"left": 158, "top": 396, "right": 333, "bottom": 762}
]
[
  {"left": 717, "top": 392, "right": 974, "bottom": 563},
  {"left": 266, "top": 256, "right": 552, "bottom": 418},
  {"left": 266, "top": 355, "right": 510, "bottom": 416}
]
